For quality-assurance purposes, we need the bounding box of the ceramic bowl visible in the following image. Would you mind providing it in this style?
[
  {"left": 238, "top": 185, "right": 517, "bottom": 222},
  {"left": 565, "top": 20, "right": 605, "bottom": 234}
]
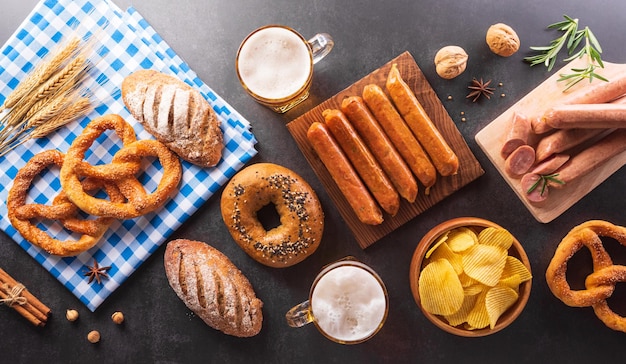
[{"left": 409, "top": 217, "right": 532, "bottom": 337}]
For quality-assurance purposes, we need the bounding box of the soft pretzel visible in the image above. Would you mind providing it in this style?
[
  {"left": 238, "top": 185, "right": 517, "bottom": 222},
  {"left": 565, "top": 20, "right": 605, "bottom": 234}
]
[
  {"left": 60, "top": 115, "right": 182, "bottom": 219},
  {"left": 546, "top": 220, "right": 626, "bottom": 333},
  {"left": 7, "top": 150, "right": 123, "bottom": 256}
]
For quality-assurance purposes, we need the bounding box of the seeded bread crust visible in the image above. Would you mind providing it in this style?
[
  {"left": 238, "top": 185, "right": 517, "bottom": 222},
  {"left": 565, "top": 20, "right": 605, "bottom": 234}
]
[
  {"left": 122, "top": 69, "right": 223, "bottom": 167},
  {"left": 164, "top": 239, "right": 263, "bottom": 337}
]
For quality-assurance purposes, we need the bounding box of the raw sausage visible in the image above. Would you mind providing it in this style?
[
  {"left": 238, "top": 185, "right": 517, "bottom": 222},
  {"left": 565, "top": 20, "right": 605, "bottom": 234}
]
[
  {"left": 521, "top": 173, "right": 549, "bottom": 205},
  {"left": 530, "top": 154, "right": 570, "bottom": 175},
  {"left": 550, "top": 129, "right": 626, "bottom": 188},
  {"left": 542, "top": 104, "right": 626, "bottom": 129},
  {"left": 534, "top": 73, "right": 626, "bottom": 134},
  {"left": 534, "top": 128, "right": 606, "bottom": 162},
  {"left": 504, "top": 145, "right": 535, "bottom": 178},
  {"left": 306, "top": 121, "right": 383, "bottom": 225},
  {"left": 341, "top": 95, "right": 419, "bottom": 202},
  {"left": 560, "top": 72, "right": 626, "bottom": 105},
  {"left": 323, "top": 109, "right": 400, "bottom": 216},
  {"left": 362, "top": 84, "right": 437, "bottom": 193},
  {"left": 385, "top": 64, "right": 459, "bottom": 176},
  {"left": 501, "top": 112, "right": 531, "bottom": 159}
]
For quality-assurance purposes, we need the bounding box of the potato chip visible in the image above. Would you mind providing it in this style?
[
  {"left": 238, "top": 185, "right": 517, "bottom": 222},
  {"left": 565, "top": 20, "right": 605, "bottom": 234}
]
[
  {"left": 425, "top": 232, "right": 449, "bottom": 258},
  {"left": 447, "top": 227, "right": 478, "bottom": 253},
  {"left": 502, "top": 256, "right": 532, "bottom": 282},
  {"left": 478, "top": 227, "right": 514, "bottom": 250},
  {"left": 444, "top": 293, "right": 479, "bottom": 327},
  {"left": 458, "top": 272, "right": 478, "bottom": 287},
  {"left": 463, "top": 281, "right": 486, "bottom": 296},
  {"left": 462, "top": 244, "right": 507, "bottom": 287},
  {"left": 419, "top": 259, "right": 465, "bottom": 315},
  {"left": 427, "top": 242, "right": 463, "bottom": 275},
  {"left": 466, "top": 290, "right": 489, "bottom": 329},
  {"left": 498, "top": 274, "right": 522, "bottom": 291},
  {"left": 485, "top": 286, "right": 518, "bottom": 329}
]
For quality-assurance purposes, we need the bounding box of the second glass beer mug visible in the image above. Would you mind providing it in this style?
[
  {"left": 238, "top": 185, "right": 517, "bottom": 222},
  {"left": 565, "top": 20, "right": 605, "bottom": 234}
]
[
  {"left": 285, "top": 257, "right": 389, "bottom": 344},
  {"left": 235, "top": 25, "right": 334, "bottom": 113}
]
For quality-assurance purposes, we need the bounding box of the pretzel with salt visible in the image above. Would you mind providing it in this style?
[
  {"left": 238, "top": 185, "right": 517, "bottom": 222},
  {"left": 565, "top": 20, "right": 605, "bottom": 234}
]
[
  {"left": 60, "top": 114, "right": 182, "bottom": 219},
  {"left": 7, "top": 150, "right": 124, "bottom": 256},
  {"left": 546, "top": 220, "right": 626, "bottom": 333}
]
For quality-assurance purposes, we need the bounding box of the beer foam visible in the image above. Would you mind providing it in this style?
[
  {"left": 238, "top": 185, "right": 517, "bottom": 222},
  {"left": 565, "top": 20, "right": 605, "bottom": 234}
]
[
  {"left": 237, "top": 27, "right": 312, "bottom": 100},
  {"left": 311, "top": 265, "right": 387, "bottom": 342}
]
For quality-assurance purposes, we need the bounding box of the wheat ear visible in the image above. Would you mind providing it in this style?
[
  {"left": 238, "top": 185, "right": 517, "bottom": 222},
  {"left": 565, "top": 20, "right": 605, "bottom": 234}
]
[{"left": 2, "top": 37, "right": 80, "bottom": 110}]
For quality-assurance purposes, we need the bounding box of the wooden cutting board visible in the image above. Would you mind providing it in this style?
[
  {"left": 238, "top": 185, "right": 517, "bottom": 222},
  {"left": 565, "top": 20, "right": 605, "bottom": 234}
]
[
  {"left": 287, "top": 51, "right": 484, "bottom": 249},
  {"left": 475, "top": 59, "right": 626, "bottom": 223}
]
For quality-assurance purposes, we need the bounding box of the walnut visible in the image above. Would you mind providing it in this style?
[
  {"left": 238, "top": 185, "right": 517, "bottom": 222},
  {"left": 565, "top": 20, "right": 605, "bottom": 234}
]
[
  {"left": 434, "top": 46, "right": 468, "bottom": 79},
  {"left": 486, "top": 23, "right": 520, "bottom": 57}
]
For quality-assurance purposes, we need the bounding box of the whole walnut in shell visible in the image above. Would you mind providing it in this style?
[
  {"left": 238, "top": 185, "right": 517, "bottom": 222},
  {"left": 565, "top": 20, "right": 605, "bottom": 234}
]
[
  {"left": 486, "top": 23, "right": 520, "bottom": 57},
  {"left": 434, "top": 46, "right": 468, "bottom": 79}
]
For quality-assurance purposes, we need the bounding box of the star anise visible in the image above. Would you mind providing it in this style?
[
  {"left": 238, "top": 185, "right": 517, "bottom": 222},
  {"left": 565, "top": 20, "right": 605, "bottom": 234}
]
[
  {"left": 83, "top": 259, "right": 111, "bottom": 284},
  {"left": 466, "top": 78, "right": 495, "bottom": 102}
]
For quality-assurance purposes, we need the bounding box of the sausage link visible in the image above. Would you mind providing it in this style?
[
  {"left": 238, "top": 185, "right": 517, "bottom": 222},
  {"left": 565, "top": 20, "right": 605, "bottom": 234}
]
[
  {"left": 504, "top": 145, "right": 536, "bottom": 178},
  {"left": 323, "top": 109, "right": 400, "bottom": 216},
  {"left": 306, "top": 122, "right": 383, "bottom": 225},
  {"left": 535, "top": 73, "right": 626, "bottom": 134},
  {"left": 362, "top": 84, "right": 437, "bottom": 193},
  {"left": 501, "top": 112, "right": 531, "bottom": 159},
  {"left": 385, "top": 64, "right": 459, "bottom": 176},
  {"left": 543, "top": 104, "right": 626, "bottom": 129},
  {"left": 341, "top": 95, "right": 419, "bottom": 202},
  {"left": 551, "top": 129, "right": 626, "bottom": 188},
  {"left": 535, "top": 128, "right": 606, "bottom": 162}
]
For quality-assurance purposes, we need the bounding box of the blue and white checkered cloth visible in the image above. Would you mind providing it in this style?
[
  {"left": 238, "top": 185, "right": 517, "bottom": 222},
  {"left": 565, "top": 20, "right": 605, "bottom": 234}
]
[{"left": 0, "top": 0, "right": 257, "bottom": 311}]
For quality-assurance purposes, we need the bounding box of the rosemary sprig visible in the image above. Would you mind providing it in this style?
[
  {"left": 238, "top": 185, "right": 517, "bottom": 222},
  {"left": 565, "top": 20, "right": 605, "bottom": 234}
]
[
  {"left": 524, "top": 15, "right": 607, "bottom": 91},
  {"left": 526, "top": 173, "right": 565, "bottom": 196}
]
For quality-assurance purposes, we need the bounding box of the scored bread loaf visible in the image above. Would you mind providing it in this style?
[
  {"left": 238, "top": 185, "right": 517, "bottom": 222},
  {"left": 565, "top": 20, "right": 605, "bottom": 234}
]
[
  {"left": 164, "top": 239, "right": 263, "bottom": 337},
  {"left": 122, "top": 69, "right": 223, "bottom": 167}
]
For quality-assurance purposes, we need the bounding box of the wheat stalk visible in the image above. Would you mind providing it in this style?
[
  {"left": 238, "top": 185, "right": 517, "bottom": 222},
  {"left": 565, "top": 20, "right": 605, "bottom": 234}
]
[
  {"left": 2, "top": 37, "right": 80, "bottom": 111},
  {"left": 3, "top": 55, "right": 86, "bottom": 127},
  {"left": 0, "top": 35, "right": 95, "bottom": 158},
  {"left": 29, "top": 97, "right": 91, "bottom": 139}
]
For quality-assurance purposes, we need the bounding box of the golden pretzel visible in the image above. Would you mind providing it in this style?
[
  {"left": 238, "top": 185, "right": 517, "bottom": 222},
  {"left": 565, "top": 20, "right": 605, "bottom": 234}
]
[
  {"left": 546, "top": 220, "right": 626, "bottom": 333},
  {"left": 60, "top": 115, "right": 182, "bottom": 219}
]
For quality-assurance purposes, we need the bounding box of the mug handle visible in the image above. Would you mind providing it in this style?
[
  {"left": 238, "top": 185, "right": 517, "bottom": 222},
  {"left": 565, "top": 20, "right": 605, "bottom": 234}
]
[
  {"left": 285, "top": 300, "right": 314, "bottom": 327},
  {"left": 308, "top": 33, "right": 334, "bottom": 64}
]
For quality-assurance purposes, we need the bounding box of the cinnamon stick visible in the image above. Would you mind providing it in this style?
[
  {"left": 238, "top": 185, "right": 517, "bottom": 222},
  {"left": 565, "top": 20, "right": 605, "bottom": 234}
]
[{"left": 0, "top": 268, "right": 50, "bottom": 326}]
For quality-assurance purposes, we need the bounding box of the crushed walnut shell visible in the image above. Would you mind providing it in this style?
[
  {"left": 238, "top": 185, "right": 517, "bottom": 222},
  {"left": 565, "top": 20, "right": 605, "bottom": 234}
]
[
  {"left": 83, "top": 259, "right": 111, "bottom": 285},
  {"left": 466, "top": 78, "right": 495, "bottom": 102}
]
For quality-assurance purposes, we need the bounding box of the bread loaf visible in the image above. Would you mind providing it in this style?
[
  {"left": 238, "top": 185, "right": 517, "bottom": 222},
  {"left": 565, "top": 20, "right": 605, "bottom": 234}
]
[
  {"left": 164, "top": 239, "right": 263, "bottom": 337},
  {"left": 122, "top": 70, "right": 223, "bottom": 167}
]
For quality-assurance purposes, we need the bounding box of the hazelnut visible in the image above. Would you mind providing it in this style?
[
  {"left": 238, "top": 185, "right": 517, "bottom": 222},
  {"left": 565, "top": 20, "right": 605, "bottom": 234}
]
[
  {"left": 111, "top": 311, "right": 124, "bottom": 324},
  {"left": 87, "top": 330, "right": 100, "bottom": 344},
  {"left": 65, "top": 309, "right": 79, "bottom": 322},
  {"left": 486, "top": 23, "right": 520, "bottom": 57},
  {"left": 434, "top": 46, "right": 468, "bottom": 79}
]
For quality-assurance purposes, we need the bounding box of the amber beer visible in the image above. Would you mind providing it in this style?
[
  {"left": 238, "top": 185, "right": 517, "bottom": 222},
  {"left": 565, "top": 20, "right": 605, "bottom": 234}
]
[
  {"left": 236, "top": 25, "right": 333, "bottom": 113},
  {"left": 285, "top": 258, "right": 388, "bottom": 344}
]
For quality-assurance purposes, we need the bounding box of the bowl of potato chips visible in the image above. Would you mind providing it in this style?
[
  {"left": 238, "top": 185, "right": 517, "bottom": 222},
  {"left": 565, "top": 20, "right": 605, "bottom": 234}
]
[{"left": 409, "top": 217, "right": 532, "bottom": 337}]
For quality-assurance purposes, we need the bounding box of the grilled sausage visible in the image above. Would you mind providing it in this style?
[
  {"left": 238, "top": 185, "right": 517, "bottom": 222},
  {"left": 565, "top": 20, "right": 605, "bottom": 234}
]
[
  {"left": 362, "top": 84, "right": 437, "bottom": 193},
  {"left": 341, "top": 95, "right": 419, "bottom": 202},
  {"left": 307, "top": 122, "right": 383, "bottom": 225},
  {"left": 323, "top": 109, "right": 400, "bottom": 216},
  {"left": 385, "top": 64, "right": 459, "bottom": 176}
]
